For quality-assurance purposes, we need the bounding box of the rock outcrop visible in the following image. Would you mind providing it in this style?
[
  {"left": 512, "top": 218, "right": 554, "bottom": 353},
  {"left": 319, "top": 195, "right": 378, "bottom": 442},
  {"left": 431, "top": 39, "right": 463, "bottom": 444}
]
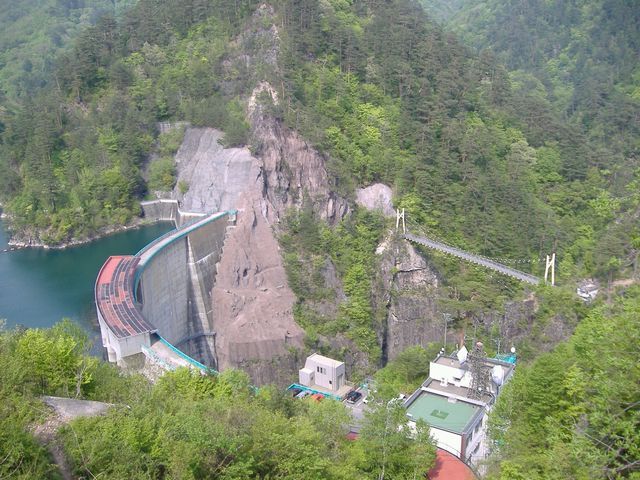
[
  {"left": 174, "top": 128, "right": 255, "bottom": 213},
  {"left": 169, "top": 78, "right": 351, "bottom": 385},
  {"left": 355, "top": 183, "right": 395, "bottom": 218},
  {"left": 375, "top": 233, "right": 443, "bottom": 361}
]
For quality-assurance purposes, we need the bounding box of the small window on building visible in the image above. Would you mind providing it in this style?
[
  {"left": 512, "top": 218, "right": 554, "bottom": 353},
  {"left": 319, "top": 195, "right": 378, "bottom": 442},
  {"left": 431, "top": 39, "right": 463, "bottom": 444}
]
[{"left": 329, "top": 380, "right": 332, "bottom": 385}]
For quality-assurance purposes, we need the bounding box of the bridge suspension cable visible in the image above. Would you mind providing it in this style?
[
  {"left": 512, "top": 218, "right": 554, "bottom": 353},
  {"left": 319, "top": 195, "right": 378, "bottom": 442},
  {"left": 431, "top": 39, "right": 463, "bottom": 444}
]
[{"left": 399, "top": 210, "right": 556, "bottom": 286}]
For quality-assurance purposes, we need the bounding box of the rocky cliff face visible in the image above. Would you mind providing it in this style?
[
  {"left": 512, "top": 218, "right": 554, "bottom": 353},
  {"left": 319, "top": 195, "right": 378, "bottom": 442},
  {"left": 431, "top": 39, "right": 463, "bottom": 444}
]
[
  {"left": 174, "top": 128, "right": 255, "bottom": 213},
  {"left": 169, "top": 85, "right": 351, "bottom": 386},
  {"left": 373, "top": 230, "right": 567, "bottom": 362},
  {"left": 356, "top": 186, "right": 555, "bottom": 363},
  {"left": 372, "top": 232, "right": 441, "bottom": 361},
  {"left": 249, "top": 82, "right": 349, "bottom": 224},
  {"left": 210, "top": 187, "right": 306, "bottom": 383}
]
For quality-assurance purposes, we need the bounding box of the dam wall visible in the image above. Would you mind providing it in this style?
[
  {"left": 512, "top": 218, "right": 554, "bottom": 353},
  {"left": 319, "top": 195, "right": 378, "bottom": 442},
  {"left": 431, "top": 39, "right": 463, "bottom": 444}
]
[
  {"left": 96, "top": 209, "right": 236, "bottom": 371},
  {"left": 136, "top": 211, "right": 235, "bottom": 367},
  {"left": 137, "top": 238, "right": 189, "bottom": 345},
  {"left": 140, "top": 199, "right": 207, "bottom": 227}
]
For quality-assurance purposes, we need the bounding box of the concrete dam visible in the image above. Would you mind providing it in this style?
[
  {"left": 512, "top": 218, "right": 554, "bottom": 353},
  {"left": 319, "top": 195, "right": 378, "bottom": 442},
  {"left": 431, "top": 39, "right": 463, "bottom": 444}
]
[
  {"left": 96, "top": 200, "right": 237, "bottom": 372},
  {"left": 96, "top": 123, "right": 325, "bottom": 384}
]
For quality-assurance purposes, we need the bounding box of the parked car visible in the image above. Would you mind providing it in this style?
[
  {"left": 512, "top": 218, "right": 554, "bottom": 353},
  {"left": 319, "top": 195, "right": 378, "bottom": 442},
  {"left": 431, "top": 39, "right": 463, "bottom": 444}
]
[
  {"left": 343, "top": 390, "right": 356, "bottom": 402},
  {"left": 296, "top": 390, "right": 310, "bottom": 399},
  {"left": 345, "top": 391, "right": 363, "bottom": 404},
  {"left": 290, "top": 388, "right": 302, "bottom": 397},
  {"left": 310, "top": 393, "right": 324, "bottom": 402}
]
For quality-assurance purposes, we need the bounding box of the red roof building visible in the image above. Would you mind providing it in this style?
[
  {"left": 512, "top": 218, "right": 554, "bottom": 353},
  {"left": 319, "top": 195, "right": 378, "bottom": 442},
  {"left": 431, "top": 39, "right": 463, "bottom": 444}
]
[
  {"left": 428, "top": 449, "right": 477, "bottom": 480},
  {"left": 95, "top": 256, "right": 155, "bottom": 362}
]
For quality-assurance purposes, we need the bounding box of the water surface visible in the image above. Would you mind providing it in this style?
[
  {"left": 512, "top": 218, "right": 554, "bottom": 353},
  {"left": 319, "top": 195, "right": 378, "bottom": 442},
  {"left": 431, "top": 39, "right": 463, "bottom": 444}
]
[{"left": 0, "top": 219, "right": 173, "bottom": 338}]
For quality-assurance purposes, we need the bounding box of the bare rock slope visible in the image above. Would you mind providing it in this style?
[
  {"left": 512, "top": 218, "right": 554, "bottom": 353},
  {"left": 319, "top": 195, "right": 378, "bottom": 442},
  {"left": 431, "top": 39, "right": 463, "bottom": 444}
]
[
  {"left": 174, "top": 128, "right": 255, "bottom": 213},
  {"left": 171, "top": 90, "right": 348, "bottom": 384}
]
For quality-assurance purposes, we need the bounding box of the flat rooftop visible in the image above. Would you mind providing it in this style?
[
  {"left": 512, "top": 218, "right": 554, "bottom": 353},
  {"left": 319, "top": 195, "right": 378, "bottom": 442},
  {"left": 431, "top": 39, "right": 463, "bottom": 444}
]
[
  {"left": 307, "top": 353, "right": 344, "bottom": 368},
  {"left": 434, "top": 356, "right": 466, "bottom": 369},
  {"left": 434, "top": 354, "right": 515, "bottom": 373},
  {"left": 424, "top": 378, "right": 493, "bottom": 405},
  {"left": 406, "top": 390, "right": 481, "bottom": 434},
  {"left": 95, "top": 256, "right": 154, "bottom": 338}
]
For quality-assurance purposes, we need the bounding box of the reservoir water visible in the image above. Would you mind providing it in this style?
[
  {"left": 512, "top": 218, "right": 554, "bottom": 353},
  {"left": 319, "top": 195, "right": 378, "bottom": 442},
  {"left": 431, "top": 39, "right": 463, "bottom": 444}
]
[{"left": 0, "top": 219, "right": 173, "bottom": 339}]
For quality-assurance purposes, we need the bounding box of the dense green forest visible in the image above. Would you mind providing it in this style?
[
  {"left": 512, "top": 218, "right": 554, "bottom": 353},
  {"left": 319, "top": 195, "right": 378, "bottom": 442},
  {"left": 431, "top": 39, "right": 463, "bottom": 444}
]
[
  {"left": 0, "top": 0, "right": 639, "bottom": 477},
  {"left": 422, "top": 0, "right": 640, "bottom": 279},
  {"left": 0, "top": 0, "right": 135, "bottom": 107},
  {"left": 488, "top": 288, "right": 640, "bottom": 479},
  {"left": 0, "top": 320, "right": 435, "bottom": 479}
]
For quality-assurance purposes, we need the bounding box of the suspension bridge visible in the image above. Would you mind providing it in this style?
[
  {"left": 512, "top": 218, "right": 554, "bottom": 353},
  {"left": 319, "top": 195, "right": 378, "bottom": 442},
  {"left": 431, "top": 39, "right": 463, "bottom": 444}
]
[{"left": 396, "top": 209, "right": 555, "bottom": 286}]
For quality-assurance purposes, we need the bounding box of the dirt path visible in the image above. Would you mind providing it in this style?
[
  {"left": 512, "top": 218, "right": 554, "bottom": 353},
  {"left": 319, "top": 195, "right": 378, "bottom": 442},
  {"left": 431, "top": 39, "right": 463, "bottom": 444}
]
[
  {"left": 31, "top": 396, "right": 112, "bottom": 480},
  {"left": 612, "top": 278, "right": 638, "bottom": 287}
]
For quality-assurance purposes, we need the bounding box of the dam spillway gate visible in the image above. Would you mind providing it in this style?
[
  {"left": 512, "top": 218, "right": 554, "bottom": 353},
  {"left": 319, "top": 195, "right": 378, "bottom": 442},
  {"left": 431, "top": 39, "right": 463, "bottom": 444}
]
[{"left": 95, "top": 203, "right": 237, "bottom": 372}]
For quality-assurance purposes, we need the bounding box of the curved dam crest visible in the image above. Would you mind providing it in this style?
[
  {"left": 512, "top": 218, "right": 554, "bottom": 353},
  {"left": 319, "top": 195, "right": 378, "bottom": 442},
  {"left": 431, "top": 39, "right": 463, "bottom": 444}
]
[
  {"left": 96, "top": 204, "right": 236, "bottom": 371},
  {"left": 98, "top": 116, "right": 346, "bottom": 384}
]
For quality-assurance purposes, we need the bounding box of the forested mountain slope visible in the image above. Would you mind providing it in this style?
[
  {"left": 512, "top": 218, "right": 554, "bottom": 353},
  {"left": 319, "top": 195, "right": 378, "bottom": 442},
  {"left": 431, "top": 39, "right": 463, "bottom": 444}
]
[
  {"left": 0, "top": 0, "right": 259, "bottom": 243},
  {"left": 488, "top": 287, "right": 640, "bottom": 479},
  {"left": 419, "top": 0, "right": 640, "bottom": 282},
  {"left": 431, "top": 0, "right": 640, "bottom": 159},
  {"left": 0, "top": 0, "right": 135, "bottom": 109},
  {"left": 1, "top": 0, "right": 637, "bottom": 285}
]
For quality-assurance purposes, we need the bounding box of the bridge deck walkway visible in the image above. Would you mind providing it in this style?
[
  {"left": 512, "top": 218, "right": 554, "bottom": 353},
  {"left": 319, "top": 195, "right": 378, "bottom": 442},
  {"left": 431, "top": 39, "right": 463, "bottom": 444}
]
[{"left": 404, "top": 233, "right": 540, "bottom": 285}]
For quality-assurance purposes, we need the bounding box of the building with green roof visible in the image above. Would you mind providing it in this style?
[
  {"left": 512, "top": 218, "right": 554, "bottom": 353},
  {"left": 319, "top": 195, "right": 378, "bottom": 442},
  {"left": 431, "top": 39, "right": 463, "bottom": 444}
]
[{"left": 404, "top": 347, "right": 515, "bottom": 468}]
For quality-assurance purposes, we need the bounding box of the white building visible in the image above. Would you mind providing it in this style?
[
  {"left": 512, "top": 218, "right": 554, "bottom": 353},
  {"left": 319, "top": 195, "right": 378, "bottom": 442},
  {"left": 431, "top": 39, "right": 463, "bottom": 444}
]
[
  {"left": 404, "top": 346, "right": 515, "bottom": 467},
  {"left": 299, "top": 353, "right": 347, "bottom": 393}
]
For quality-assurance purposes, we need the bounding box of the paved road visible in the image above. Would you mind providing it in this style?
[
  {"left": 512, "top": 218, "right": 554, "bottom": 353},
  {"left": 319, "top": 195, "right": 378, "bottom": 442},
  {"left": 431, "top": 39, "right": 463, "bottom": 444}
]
[{"left": 404, "top": 233, "right": 541, "bottom": 285}]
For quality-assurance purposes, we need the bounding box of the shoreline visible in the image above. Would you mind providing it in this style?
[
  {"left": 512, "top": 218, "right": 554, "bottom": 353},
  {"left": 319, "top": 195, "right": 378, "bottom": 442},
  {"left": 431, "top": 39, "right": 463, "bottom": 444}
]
[{"left": 5, "top": 217, "right": 161, "bottom": 250}]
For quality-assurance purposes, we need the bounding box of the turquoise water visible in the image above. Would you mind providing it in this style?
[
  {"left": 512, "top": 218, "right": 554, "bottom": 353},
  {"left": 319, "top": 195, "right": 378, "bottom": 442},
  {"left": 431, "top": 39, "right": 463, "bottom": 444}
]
[{"left": 0, "top": 219, "right": 173, "bottom": 337}]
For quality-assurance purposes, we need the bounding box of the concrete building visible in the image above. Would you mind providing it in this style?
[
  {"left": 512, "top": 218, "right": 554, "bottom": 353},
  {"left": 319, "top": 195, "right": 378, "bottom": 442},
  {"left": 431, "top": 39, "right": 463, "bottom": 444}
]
[
  {"left": 298, "top": 353, "right": 353, "bottom": 398},
  {"left": 300, "top": 353, "right": 346, "bottom": 392},
  {"left": 404, "top": 346, "right": 515, "bottom": 467},
  {"left": 95, "top": 256, "right": 155, "bottom": 363}
]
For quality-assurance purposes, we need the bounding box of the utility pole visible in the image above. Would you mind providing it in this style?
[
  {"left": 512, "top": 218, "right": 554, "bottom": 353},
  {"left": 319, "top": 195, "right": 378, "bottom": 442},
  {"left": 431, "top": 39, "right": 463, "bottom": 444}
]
[
  {"left": 544, "top": 253, "right": 556, "bottom": 286},
  {"left": 442, "top": 313, "right": 452, "bottom": 351},
  {"left": 395, "top": 208, "right": 405, "bottom": 234}
]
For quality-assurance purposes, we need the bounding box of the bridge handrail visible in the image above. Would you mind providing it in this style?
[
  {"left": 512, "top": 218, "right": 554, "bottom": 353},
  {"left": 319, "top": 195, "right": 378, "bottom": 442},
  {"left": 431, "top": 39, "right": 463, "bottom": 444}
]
[
  {"left": 404, "top": 233, "right": 540, "bottom": 285},
  {"left": 404, "top": 220, "right": 544, "bottom": 266}
]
